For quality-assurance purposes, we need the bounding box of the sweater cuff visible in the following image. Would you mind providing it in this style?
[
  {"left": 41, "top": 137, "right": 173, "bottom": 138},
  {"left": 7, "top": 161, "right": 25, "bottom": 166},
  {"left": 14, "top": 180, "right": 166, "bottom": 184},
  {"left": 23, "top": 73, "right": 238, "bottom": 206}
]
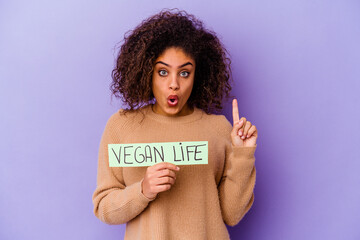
[
  {"left": 138, "top": 178, "right": 157, "bottom": 202},
  {"left": 231, "top": 144, "right": 257, "bottom": 167},
  {"left": 232, "top": 144, "right": 257, "bottom": 158}
]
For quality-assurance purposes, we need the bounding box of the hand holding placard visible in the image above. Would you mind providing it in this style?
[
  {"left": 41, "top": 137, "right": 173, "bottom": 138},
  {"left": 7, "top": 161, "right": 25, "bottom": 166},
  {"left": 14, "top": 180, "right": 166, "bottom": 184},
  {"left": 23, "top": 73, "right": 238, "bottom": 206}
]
[{"left": 141, "top": 162, "right": 180, "bottom": 199}]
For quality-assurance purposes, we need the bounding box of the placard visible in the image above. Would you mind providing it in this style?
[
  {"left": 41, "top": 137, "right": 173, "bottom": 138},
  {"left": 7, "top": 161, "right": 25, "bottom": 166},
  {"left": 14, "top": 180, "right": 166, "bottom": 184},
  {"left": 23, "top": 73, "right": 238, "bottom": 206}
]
[{"left": 108, "top": 141, "right": 208, "bottom": 167}]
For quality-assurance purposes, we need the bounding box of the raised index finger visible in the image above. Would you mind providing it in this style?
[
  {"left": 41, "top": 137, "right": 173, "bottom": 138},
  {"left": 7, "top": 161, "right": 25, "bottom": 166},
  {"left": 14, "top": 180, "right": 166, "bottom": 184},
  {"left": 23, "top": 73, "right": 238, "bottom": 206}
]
[{"left": 232, "top": 99, "right": 240, "bottom": 124}]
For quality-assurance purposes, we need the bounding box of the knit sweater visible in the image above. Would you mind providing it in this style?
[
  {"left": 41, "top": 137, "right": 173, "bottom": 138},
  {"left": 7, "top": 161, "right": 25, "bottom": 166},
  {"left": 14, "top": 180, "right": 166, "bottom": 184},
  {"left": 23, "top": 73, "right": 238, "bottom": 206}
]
[{"left": 92, "top": 104, "right": 257, "bottom": 240}]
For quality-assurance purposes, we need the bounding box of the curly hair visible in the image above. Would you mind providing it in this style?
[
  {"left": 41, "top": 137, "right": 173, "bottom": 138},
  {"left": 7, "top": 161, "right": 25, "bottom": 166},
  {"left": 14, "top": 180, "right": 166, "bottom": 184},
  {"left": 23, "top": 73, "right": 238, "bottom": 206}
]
[{"left": 111, "top": 9, "right": 232, "bottom": 114}]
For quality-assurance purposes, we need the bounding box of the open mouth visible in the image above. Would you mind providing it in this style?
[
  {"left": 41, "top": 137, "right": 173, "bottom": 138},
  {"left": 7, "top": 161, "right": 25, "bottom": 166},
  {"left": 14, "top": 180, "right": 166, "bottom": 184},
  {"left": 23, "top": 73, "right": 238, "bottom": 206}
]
[{"left": 167, "top": 95, "right": 178, "bottom": 106}]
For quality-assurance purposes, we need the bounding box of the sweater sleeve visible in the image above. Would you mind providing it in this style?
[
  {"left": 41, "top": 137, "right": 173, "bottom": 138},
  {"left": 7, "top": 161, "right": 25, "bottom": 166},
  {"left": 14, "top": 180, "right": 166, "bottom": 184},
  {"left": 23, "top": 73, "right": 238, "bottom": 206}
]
[
  {"left": 217, "top": 117, "right": 257, "bottom": 226},
  {"left": 92, "top": 114, "right": 154, "bottom": 225}
]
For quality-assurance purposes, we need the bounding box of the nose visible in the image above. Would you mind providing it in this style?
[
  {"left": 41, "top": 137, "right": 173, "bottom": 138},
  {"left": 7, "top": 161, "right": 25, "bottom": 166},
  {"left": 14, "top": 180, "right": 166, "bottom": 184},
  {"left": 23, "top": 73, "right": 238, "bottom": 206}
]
[{"left": 169, "top": 74, "right": 179, "bottom": 91}]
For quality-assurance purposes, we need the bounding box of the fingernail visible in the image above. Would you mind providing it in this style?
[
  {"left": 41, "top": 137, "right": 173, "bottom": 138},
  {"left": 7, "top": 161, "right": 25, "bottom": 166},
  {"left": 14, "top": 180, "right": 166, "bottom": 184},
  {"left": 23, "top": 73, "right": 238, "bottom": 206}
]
[
  {"left": 176, "top": 167, "right": 180, "bottom": 170},
  {"left": 239, "top": 130, "right": 242, "bottom": 136}
]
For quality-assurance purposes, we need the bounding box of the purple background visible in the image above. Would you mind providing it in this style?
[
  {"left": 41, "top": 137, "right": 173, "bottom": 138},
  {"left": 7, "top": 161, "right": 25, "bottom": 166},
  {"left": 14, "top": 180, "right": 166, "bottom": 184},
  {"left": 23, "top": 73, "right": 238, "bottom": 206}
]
[{"left": 1, "top": 1, "right": 359, "bottom": 239}]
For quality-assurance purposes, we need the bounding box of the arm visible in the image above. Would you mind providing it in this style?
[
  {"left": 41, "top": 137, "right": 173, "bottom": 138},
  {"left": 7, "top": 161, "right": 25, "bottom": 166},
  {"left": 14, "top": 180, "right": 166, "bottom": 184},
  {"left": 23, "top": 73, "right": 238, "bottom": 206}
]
[
  {"left": 218, "top": 99, "right": 258, "bottom": 226},
  {"left": 218, "top": 144, "right": 257, "bottom": 226},
  {"left": 92, "top": 115, "right": 153, "bottom": 225}
]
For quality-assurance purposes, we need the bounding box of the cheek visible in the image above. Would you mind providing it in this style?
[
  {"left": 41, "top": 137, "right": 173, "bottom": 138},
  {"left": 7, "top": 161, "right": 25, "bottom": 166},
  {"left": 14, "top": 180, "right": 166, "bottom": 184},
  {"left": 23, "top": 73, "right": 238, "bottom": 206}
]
[
  {"left": 185, "top": 79, "right": 195, "bottom": 95},
  {"left": 151, "top": 78, "right": 166, "bottom": 96}
]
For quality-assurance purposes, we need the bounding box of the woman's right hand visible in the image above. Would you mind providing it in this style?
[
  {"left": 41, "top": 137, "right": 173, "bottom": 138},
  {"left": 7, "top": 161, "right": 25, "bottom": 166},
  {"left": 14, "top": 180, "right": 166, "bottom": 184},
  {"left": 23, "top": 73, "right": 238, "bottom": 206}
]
[{"left": 141, "top": 162, "right": 180, "bottom": 200}]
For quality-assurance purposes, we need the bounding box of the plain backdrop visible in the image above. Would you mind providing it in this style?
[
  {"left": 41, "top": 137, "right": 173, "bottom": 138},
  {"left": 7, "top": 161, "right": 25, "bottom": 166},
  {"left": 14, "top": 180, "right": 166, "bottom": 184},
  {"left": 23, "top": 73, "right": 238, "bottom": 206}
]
[{"left": 1, "top": 0, "right": 359, "bottom": 239}]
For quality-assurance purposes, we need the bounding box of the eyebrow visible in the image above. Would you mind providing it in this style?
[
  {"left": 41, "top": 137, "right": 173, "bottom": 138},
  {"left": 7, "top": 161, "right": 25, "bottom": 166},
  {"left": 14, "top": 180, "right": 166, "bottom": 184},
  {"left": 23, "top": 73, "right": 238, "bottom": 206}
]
[{"left": 154, "top": 61, "right": 193, "bottom": 68}]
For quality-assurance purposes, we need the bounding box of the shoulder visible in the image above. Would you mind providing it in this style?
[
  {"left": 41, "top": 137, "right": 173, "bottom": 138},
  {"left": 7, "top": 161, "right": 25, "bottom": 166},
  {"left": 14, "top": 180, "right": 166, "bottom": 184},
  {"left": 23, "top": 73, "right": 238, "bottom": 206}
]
[
  {"left": 201, "top": 111, "right": 233, "bottom": 137},
  {"left": 105, "top": 109, "right": 128, "bottom": 127},
  {"left": 104, "top": 107, "right": 147, "bottom": 131}
]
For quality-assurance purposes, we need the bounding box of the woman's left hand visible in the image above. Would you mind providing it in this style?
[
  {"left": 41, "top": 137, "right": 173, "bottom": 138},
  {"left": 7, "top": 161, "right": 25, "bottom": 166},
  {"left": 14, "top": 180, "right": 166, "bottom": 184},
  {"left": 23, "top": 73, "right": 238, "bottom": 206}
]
[{"left": 231, "top": 99, "right": 258, "bottom": 147}]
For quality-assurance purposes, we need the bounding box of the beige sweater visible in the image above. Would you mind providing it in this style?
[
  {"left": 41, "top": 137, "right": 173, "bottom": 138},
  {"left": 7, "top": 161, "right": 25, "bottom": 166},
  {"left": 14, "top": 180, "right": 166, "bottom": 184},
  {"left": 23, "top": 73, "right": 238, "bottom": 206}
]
[{"left": 92, "top": 105, "right": 257, "bottom": 239}]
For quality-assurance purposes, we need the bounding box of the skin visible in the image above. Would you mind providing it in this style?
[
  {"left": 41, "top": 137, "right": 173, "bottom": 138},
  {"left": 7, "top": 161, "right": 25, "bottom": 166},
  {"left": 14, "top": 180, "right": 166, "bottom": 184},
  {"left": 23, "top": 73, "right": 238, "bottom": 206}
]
[
  {"left": 141, "top": 47, "right": 258, "bottom": 200},
  {"left": 231, "top": 99, "right": 258, "bottom": 148},
  {"left": 151, "top": 47, "right": 195, "bottom": 117}
]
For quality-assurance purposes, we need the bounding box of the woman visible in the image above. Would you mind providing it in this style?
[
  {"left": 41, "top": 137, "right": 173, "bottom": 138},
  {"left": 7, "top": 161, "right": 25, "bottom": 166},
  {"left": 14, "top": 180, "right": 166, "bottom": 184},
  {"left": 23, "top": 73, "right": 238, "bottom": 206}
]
[{"left": 92, "top": 9, "right": 258, "bottom": 239}]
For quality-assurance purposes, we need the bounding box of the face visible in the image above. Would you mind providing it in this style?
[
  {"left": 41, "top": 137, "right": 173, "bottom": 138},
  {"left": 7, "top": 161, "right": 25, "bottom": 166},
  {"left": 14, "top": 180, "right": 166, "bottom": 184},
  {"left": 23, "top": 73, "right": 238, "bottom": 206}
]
[{"left": 151, "top": 47, "right": 195, "bottom": 117}]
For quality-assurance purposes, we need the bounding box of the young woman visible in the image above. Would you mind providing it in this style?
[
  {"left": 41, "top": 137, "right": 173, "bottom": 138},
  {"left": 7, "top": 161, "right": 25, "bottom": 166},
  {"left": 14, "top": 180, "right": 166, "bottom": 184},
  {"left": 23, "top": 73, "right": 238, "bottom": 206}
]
[{"left": 93, "top": 9, "right": 258, "bottom": 239}]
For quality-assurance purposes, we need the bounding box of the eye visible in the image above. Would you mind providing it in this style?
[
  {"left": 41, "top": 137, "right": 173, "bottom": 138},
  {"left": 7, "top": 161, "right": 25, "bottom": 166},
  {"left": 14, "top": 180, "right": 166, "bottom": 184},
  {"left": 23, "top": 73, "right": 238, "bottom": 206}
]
[
  {"left": 180, "top": 71, "right": 190, "bottom": 78},
  {"left": 158, "top": 70, "right": 168, "bottom": 77}
]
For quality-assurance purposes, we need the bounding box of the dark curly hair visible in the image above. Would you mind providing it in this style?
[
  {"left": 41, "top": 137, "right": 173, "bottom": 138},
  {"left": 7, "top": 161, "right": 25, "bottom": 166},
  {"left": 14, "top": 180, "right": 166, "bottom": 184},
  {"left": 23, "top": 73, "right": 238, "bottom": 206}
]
[{"left": 111, "top": 9, "right": 232, "bottom": 114}]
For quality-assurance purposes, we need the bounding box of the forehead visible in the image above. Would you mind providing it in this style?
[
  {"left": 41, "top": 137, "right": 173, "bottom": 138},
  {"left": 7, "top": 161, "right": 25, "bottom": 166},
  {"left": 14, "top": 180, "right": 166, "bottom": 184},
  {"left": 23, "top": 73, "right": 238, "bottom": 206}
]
[{"left": 155, "top": 47, "right": 195, "bottom": 66}]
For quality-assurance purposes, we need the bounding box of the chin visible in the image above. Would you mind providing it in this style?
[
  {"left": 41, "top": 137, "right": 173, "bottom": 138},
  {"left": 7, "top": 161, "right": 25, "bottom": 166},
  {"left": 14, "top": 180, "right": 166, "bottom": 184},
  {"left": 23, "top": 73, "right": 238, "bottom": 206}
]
[
  {"left": 159, "top": 104, "right": 184, "bottom": 116},
  {"left": 165, "top": 107, "right": 182, "bottom": 116}
]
